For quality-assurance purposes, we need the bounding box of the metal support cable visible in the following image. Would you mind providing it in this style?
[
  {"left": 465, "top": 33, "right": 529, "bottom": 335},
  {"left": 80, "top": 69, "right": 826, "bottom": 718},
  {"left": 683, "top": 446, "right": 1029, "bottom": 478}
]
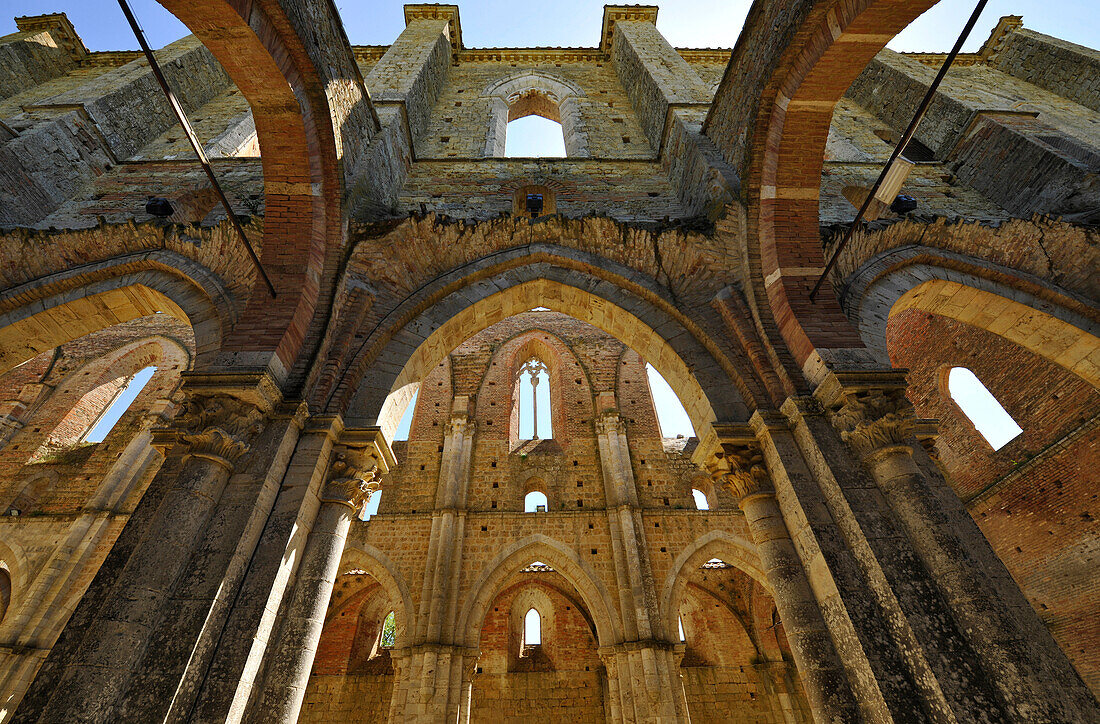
[
  {"left": 117, "top": 0, "right": 277, "bottom": 298},
  {"left": 809, "top": 0, "right": 989, "bottom": 302}
]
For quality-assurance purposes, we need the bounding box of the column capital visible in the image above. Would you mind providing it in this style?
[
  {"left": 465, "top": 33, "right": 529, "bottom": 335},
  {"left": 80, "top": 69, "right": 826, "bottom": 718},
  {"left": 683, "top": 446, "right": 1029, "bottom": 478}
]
[
  {"left": 445, "top": 412, "right": 475, "bottom": 438},
  {"left": 158, "top": 372, "right": 282, "bottom": 469},
  {"left": 595, "top": 410, "right": 625, "bottom": 436},
  {"left": 814, "top": 371, "right": 916, "bottom": 459},
  {"left": 704, "top": 424, "right": 772, "bottom": 502},
  {"left": 321, "top": 445, "right": 381, "bottom": 514},
  {"left": 173, "top": 396, "right": 268, "bottom": 470}
]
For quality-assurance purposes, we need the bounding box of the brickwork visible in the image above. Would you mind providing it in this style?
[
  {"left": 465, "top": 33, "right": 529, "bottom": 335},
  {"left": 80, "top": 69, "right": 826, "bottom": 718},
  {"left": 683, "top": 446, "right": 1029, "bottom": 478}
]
[
  {"left": 1, "top": 4, "right": 1099, "bottom": 723},
  {"left": 886, "top": 309, "right": 1100, "bottom": 693}
]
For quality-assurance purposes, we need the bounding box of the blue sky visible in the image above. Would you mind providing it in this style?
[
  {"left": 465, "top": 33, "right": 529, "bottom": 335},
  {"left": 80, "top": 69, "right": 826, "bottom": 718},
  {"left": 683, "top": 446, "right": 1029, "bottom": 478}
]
[{"left": 4, "top": 1, "right": 1096, "bottom": 55}]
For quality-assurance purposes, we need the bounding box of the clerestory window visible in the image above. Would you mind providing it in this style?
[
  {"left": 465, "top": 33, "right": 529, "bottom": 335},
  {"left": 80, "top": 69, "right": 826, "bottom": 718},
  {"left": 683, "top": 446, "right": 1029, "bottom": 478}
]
[
  {"left": 505, "top": 116, "right": 566, "bottom": 158},
  {"left": 946, "top": 367, "right": 1022, "bottom": 451},
  {"left": 517, "top": 358, "right": 552, "bottom": 439},
  {"left": 524, "top": 607, "right": 542, "bottom": 647},
  {"left": 83, "top": 366, "right": 157, "bottom": 443},
  {"left": 524, "top": 490, "right": 548, "bottom": 512},
  {"left": 380, "top": 610, "right": 396, "bottom": 648}
]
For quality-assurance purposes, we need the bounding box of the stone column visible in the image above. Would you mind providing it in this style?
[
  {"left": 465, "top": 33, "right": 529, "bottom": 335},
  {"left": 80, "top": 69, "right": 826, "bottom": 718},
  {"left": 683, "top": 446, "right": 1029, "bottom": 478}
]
[
  {"left": 707, "top": 428, "right": 860, "bottom": 724},
  {"left": 815, "top": 371, "right": 1100, "bottom": 721},
  {"left": 12, "top": 377, "right": 279, "bottom": 724},
  {"left": 252, "top": 444, "right": 382, "bottom": 723}
]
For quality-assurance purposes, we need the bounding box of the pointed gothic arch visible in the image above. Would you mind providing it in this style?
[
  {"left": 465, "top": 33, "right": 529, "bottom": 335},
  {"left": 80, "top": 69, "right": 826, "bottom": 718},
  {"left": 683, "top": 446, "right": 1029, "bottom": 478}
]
[{"left": 456, "top": 534, "right": 622, "bottom": 648}]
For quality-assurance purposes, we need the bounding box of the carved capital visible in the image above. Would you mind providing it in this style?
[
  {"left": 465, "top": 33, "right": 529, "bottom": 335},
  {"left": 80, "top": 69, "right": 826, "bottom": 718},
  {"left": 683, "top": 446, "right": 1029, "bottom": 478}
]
[
  {"left": 446, "top": 412, "right": 475, "bottom": 439},
  {"left": 321, "top": 445, "right": 382, "bottom": 514},
  {"left": 595, "top": 411, "right": 624, "bottom": 437},
  {"left": 815, "top": 372, "right": 916, "bottom": 459},
  {"left": 703, "top": 424, "right": 772, "bottom": 502},
  {"left": 175, "top": 394, "right": 267, "bottom": 469},
  {"left": 714, "top": 441, "right": 771, "bottom": 501}
]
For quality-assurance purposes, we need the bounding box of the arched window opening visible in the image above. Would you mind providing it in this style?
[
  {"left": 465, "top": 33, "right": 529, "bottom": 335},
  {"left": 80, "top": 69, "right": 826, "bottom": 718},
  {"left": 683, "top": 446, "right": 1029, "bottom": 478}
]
[
  {"left": 380, "top": 610, "right": 396, "bottom": 649},
  {"left": 393, "top": 388, "right": 418, "bottom": 442},
  {"left": 524, "top": 490, "right": 548, "bottom": 512},
  {"left": 947, "top": 367, "right": 1023, "bottom": 450},
  {"left": 644, "top": 364, "right": 695, "bottom": 438},
  {"left": 83, "top": 366, "right": 157, "bottom": 443},
  {"left": 0, "top": 564, "right": 10, "bottom": 625},
  {"left": 360, "top": 488, "right": 382, "bottom": 522},
  {"left": 505, "top": 115, "right": 566, "bottom": 158},
  {"left": 524, "top": 607, "right": 542, "bottom": 646},
  {"left": 678, "top": 615, "right": 686, "bottom": 643},
  {"left": 691, "top": 489, "right": 709, "bottom": 510},
  {"left": 517, "top": 358, "right": 552, "bottom": 440}
]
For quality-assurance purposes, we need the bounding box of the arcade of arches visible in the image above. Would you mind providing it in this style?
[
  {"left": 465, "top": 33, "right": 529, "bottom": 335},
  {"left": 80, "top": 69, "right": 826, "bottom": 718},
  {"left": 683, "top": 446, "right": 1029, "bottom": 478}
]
[{"left": 0, "top": 3, "right": 1097, "bottom": 723}]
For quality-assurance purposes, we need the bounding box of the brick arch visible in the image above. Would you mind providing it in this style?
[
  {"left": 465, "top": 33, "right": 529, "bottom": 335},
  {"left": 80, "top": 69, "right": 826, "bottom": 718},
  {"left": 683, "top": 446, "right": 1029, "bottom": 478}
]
[
  {"left": 659, "top": 530, "right": 767, "bottom": 643},
  {"left": 842, "top": 256, "right": 1100, "bottom": 387},
  {"left": 153, "top": 0, "right": 354, "bottom": 387},
  {"left": 456, "top": 534, "right": 622, "bottom": 648},
  {"left": 344, "top": 262, "right": 752, "bottom": 445},
  {"left": 737, "top": 0, "right": 942, "bottom": 378},
  {"left": 0, "top": 254, "right": 230, "bottom": 375},
  {"left": 339, "top": 541, "right": 414, "bottom": 649}
]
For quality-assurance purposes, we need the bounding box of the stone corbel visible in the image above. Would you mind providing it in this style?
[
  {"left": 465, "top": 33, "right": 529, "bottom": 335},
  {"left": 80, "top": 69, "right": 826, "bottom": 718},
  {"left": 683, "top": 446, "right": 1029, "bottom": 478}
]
[{"left": 814, "top": 370, "right": 917, "bottom": 460}]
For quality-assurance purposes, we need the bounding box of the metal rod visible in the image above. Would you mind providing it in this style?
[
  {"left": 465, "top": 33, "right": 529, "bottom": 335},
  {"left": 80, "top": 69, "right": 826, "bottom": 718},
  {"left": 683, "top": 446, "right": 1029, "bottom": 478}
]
[
  {"left": 117, "top": 0, "right": 277, "bottom": 298},
  {"left": 809, "top": 0, "right": 988, "bottom": 302}
]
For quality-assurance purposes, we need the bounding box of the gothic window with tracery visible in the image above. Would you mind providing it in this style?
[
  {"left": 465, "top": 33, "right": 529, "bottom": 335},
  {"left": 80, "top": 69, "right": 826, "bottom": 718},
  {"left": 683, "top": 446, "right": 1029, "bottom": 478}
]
[{"left": 517, "top": 358, "right": 552, "bottom": 439}]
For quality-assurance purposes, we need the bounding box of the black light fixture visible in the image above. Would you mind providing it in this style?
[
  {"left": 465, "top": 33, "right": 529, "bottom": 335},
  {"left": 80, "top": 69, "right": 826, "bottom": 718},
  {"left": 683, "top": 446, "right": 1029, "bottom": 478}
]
[
  {"left": 145, "top": 195, "right": 175, "bottom": 218},
  {"left": 890, "top": 194, "right": 918, "bottom": 215},
  {"left": 525, "top": 193, "right": 544, "bottom": 218}
]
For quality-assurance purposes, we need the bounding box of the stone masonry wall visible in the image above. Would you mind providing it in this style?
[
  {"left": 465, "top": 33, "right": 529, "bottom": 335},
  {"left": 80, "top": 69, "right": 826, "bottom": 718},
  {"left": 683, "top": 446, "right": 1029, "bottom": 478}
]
[{"left": 303, "top": 312, "right": 802, "bottom": 721}]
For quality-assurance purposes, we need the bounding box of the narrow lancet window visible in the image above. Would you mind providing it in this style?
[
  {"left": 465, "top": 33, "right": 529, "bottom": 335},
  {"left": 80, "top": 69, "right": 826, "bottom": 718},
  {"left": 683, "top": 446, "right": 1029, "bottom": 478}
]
[
  {"left": 380, "top": 611, "right": 396, "bottom": 648},
  {"left": 947, "top": 367, "right": 1022, "bottom": 450},
  {"left": 678, "top": 615, "right": 686, "bottom": 643},
  {"left": 524, "top": 608, "right": 542, "bottom": 646},
  {"left": 83, "top": 366, "right": 157, "bottom": 443}
]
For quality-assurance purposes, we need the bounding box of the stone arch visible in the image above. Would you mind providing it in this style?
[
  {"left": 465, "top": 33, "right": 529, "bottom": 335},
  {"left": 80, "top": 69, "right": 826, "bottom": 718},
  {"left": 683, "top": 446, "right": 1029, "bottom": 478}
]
[
  {"left": 339, "top": 541, "right": 414, "bottom": 648},
  {"left": 0, "top": 538, "right": 28, "bottom": 635},
  {"left": 659, "top": 530, "right": 767, "bottom": 642},
  {"left": 342, "top": 250, "right": 752, "bottom": 444},
  {"left": 20, "top": 334, "right": 190, "bottom": 468},
  {"left": 482, "top": 71, "right": 589, "bottom": 157},
  {"left": 152, "top": 0, "right": 360, "bottom": 386},
  {"left": 732, "top": 0, "right": 943, "bottom": 376},
  {"left": 842, "top": 255, "right": 1100, "bottom": 388},
  {"left": 0, "top": 253, "right": 228, "bottom": 375},
  {"left": 457, "top": 534, "right": 622, "bottom": 648}
]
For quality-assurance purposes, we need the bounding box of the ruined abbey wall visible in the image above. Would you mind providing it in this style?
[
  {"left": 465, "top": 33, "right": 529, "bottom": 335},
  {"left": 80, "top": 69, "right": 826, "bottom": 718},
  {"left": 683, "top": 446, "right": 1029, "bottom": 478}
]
[{"left": 0, "top": 4, "right": 1097, "bottom": 723}]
